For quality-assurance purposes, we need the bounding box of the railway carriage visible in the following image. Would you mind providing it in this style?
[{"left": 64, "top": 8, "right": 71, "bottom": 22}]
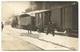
[
  {"left": 27, "top": 10, "right": 51, "bottom": 32},
  {"left": 51, "top": 3, "right": 78, "bottom": 36},
  {"left": 18, "top": 13, "right": 36, "bottom": 30},
  {"left": 35, "top": 10, "right": 51, "bottom": 32},
  {"left": 17, "top": 14, "right": 31, "bottom": 29},
  {"left": 12, "top": 13, "right": 36, "bottom": 30}
]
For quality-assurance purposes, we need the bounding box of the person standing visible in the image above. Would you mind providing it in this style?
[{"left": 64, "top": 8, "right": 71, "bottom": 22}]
[
  {"left": 27, "top": 23, "right": 32, "bottom": 34},
  {"left": 46, "top": 25, "right": 49, "bottom": 35},
  {"left": 51, "top": 22, "right": 56, "bottom": 36},
  {"left": 46, "top": 22, "right": 51, "bottom": 35},
  {"left": 37, "top": 24, "right": 41, "bottom": 33},
  {"left": 1, "top": 22, "right": 4, "bottom": 31}
]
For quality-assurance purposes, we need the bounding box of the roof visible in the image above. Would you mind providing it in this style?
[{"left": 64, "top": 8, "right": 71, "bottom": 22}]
[
  {"left": 26, "top": 9, "right": 50, "bottom": 16},
  {"left": 27, "top": 10, "right": 50, "bottom": 14},
  {"left": 19, "top": 14, "right": 30, "bottom": 17},
  {"left": 18, "top": 9, "right": 50, "bottom": 17}
]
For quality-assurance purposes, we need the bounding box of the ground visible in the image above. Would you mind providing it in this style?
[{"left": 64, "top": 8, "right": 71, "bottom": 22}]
[
  {"left": 1, "top": 25, "right": 78, "bottom": 51},
  {"left": 2, "top": 25, "right": 42, "bottom": 50}
]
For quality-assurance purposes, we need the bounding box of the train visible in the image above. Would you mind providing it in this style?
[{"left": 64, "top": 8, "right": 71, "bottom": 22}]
[{"left": 11, "top": 3, "right": 78, "bottom": 37}]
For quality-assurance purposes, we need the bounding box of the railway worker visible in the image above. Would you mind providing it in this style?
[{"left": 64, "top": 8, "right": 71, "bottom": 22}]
[
  {"left": 27, "top": 23, "right": 32, "bottom": 34},
  {"left": 46, "top": 26, "right": 49, "bottom": 35},
  {"left": 46, "top": 22, "right": 51, "bottom": 35},
  {"left": 37, "top": 24, "right": 41, "bottom": 33},
  {"left": 51, "top": 22, "right": 56, "bottom": 36}
]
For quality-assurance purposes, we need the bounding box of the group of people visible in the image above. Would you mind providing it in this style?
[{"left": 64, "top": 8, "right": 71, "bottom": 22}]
[
  {"left": 37, "top": 21, "right": 56, "bottom": 36},
  {"left": 46, "top": 22, "right": 56, "bottom": 36},
  {"left": 27, "top": 21, "right": 56, "bottom": 36}
]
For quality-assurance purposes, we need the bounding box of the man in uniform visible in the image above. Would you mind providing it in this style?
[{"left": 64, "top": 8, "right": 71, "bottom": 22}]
[
  {"left": 51, "top": 22, "right": 56, "bottom": 36},
  {"left": 27, "top": 23, "right": 32, "bottom": 34},
  {"left": 46, "top": 22, "right": 51, "bottom": 35}
]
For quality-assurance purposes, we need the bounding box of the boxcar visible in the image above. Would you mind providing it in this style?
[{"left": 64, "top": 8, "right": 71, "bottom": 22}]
[
  {"left": 51, "top": 3, "right": 78, "bottom": 36},
  {"left": 27, "top": 10, "right": 51, "bottom": 32},
  {"left": 16, "top": 13, "right": 35, "bottom": 30},
  {"left": 35, "top": 10, "right": 51, "bottom": 32}
]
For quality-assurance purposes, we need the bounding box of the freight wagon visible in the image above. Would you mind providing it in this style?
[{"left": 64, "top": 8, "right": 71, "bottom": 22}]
[
  {"left": 18, "top": 13, "right": 36, "bottom": 30},
  {"left": 35, "top": 10, "right": 51, "bottom": 32},
  {"left": 51, "top": 3, "right": 78, "bottom": 36},
  {"left": 27, "top": 10, "right": 51, "bottom": 32},
  {"left": 11, "top": 13, "right": 36, "bottom": 30}
]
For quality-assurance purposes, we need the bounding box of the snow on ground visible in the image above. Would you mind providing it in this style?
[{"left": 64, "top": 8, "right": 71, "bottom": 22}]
[{"left": 2, "top": 25, "right": 78, "bottom": 50}]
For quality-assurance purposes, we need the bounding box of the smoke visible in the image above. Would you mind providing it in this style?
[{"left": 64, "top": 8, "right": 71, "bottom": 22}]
[{"left": 2, "top": 1, "right": 31, "bottom": 22}]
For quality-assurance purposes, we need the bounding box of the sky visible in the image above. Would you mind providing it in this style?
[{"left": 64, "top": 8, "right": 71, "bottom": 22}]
[{"left": 1, "top": 1, "right": 31, "bottom": 22}]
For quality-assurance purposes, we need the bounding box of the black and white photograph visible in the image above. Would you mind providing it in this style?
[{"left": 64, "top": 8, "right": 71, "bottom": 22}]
[{"left": 1, "top": 1, "right": 78, "bottom": 51}]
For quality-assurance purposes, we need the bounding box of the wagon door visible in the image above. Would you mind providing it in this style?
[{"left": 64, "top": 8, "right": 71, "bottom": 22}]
[
  {"left": 45, "top": 11, "right": 51, "bottom": 26},
  {"left": 51, "top": 8, "right": 62, "bottom": 31}
]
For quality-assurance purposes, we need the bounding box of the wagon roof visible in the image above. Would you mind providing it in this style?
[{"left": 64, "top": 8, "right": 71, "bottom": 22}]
[
  {"left": 27, "top": 9, "right": 50, "bottom": 14},
  {"left": 26, "top": 9, "right": 50, "bottom": 16},
  {"left": 19, "top": 14, "right": 30, "bottom": 17}
]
